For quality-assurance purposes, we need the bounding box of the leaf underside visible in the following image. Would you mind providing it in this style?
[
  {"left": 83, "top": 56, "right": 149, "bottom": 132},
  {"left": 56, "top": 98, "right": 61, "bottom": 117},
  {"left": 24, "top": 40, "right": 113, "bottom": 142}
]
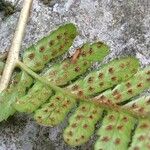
[
  {"left": 0, "top": 23, "right": 150, "bottom": 149},
  {"left": 94, "top": 111, "right": 136, "bottom": 150}
]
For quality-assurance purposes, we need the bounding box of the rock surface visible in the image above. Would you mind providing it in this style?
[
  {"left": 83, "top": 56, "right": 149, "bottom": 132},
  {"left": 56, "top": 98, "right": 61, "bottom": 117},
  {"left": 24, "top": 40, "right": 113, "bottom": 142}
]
[{"left": 0, "top": 0, "right": 150, "bottom": 150}]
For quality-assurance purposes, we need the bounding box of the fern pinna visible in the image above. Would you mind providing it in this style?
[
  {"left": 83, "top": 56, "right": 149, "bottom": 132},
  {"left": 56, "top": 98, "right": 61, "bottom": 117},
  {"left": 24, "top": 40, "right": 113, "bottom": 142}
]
[{"left": 0, "top": 23, "right": 150, "bottom": 150}]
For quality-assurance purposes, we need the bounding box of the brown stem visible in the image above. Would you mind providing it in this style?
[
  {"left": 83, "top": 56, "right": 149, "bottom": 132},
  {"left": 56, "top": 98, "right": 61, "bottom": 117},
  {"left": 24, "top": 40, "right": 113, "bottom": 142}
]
[
  {"left": 0, "top": 52, "right": 7, "bottom": 61},
  {"left": 0, "top": 0, "right": 33, "bottom": 92}
]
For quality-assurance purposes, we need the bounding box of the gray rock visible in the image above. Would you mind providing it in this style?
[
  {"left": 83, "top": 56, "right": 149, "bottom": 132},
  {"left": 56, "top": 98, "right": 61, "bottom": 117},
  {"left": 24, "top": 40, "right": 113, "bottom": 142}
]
[{"left": 0, "top": 0, "right": 150, "bottom": 150}]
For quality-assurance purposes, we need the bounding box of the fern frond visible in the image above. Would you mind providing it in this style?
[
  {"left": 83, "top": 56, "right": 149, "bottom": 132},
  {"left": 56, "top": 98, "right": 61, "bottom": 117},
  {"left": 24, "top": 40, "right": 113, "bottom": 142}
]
[
  {"left": 14, "top": 42, "right": 109, "bottom": 112},
  {"left": 0, "top": 23, "right": 150, "bottom": 149}
]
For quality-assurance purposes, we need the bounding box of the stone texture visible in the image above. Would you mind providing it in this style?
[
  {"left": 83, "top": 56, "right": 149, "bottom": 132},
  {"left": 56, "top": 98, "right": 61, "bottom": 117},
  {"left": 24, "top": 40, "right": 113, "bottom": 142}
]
[{"left": 0, "top": 0, "right": 150, "bottom": 150}]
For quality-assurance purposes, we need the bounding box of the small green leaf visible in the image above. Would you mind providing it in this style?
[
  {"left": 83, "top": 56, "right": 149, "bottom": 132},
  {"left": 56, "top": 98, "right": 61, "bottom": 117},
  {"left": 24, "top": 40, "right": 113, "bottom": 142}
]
[
  {"left": 14, "top": 81, "right": 52, "bottom": 113},
  {"left": 123, "top": 95, "right": 150, "bottom": 117},
  {"left": 129, "top": 119, "right": 150, "bottom": 150},
  {"left": 0, "top": 72, "right": 33, "bottom": 121},
  {"left": 93, "top": 66, "right": 150, "bottom": 104},
  {"left": 63, "top": 102, "right": 103, "bottom": 146},
  {"left": 94, "top": 111, "right": 136, "bottom": 150},
  {"left": 23, "top": 23, "right": 77, "bottom": 71}
]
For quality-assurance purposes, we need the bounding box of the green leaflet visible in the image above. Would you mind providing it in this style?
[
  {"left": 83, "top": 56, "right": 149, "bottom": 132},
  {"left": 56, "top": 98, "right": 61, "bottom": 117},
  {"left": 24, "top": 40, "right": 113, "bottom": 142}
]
[
  {"left": 34, "top": 57, "right": 139, "bottom": 128},
  {"left": 23, "top": 23, "right": 77, "bottom": 71},
  {"left": 14, "top": 42, "right": 109, "bottom": 113},
  {"left": 34, "top": 92, "right": 76, "bottom": 126},
  {"left": 68, "top": 57, "right": 140, "bottom": 97},
  {"left": 129, "top": 119, "right": 150, "bottom": 150},
  {"left": 94, "top": 111, "right": 136, "bottom": 150},
  {"left": 93, "top": 66, "right": 150, "bottom": 104},
  {"left": 0, "top": 72, "right": 33, "bottom": 122},
  {"left": 64, "top": 101, "right": 103, "bottom": 146},
  {"left": 123, "top": 95, "right": 150, "bottom": 117},
  {"left": 14, "top": 80, "right": 52, "bottom": 113}
]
